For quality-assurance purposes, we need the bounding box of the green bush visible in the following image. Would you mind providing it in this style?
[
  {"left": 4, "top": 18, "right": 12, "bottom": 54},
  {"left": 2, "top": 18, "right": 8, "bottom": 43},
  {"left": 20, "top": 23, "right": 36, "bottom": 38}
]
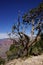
[
  {"left": 0, "top": 57, "right": 5, "bottom": 65},
  {"left": 29, "top": 33, "right": 43, "bottom": 56},
  {"left": 6, "top": 43, "right": 24, "bottom": 60},
  {"left": 29, "top": 40, "right": 43, "bottom": 56},
  {"left": 30, "top": 46, "right": 40, "bottom": 55},
  {"left": 6, "top": 33, "right": 43, "bottom": 60}
]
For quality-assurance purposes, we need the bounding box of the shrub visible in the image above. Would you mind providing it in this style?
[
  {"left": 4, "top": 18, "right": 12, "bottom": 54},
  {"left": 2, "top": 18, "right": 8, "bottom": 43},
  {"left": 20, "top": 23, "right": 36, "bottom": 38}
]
[
  {"left": 6, "top": 43, "right": 24, "bottom": 60},
  {"left": 29, "top": 40, "right": 43, "bottom": 56},
  {"left": 0, "top": 57, "right": 5, "bottom": 65}
]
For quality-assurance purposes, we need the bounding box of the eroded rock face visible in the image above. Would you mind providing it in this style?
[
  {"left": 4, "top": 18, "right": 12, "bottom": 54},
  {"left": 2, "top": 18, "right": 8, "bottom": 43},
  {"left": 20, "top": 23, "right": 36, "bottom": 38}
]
[
  {"left": 0, "top": 39, "right": 13, "bottom": 58},
  {"left": 5, "top": 55, "right": 43, "bottom": 65}
]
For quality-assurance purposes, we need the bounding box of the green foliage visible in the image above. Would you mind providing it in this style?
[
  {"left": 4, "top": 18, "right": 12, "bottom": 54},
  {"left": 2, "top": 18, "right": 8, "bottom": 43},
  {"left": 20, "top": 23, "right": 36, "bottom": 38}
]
[
  {"left": 6, "top": 51, "right": 13, "bottom": 61},
  {"left": 29, "top": 43, "right": 42, "bottom": 56},
  {"left": 30, "top": 2, "right": 43, "bottom": 14},
  {"left": 40, "top": 33, "right": 43, "bottom": 40},
  {"left": 29, "top": 33, "right": 43, "bottom": 56},
  {"left": 6, "top": 33, "right": 43, "bottom": 61},
  {"left": 6, "top": 43, "right": 24, "bottom": 60},
  {"left": 6, "top": 32, "right": 30, "bottom": 61},
  {"left": 0, "top": 57, "right": 5, "bottom": 65},
  {"left": 39, "top": 2, "right": 43, "bottom": 9},
  {"left": 10, "top": 44, "right": 16, "bottom": 51},
  {"left": 31, "top": 47, "right": 39, "bottom": 55}
]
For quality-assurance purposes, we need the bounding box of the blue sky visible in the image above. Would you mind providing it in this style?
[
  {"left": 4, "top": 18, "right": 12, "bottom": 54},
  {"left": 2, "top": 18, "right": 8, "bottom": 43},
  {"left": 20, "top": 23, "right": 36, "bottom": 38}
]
[{"left": 0, "top": 0, "right": 42, "bottom": 39}]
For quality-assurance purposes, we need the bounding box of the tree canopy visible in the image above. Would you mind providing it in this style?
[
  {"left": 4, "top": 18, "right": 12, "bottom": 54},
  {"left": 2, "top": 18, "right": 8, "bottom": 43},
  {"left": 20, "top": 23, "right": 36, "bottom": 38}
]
[{"left": 7, "top": 2, "right": 43, "bottom": 60}]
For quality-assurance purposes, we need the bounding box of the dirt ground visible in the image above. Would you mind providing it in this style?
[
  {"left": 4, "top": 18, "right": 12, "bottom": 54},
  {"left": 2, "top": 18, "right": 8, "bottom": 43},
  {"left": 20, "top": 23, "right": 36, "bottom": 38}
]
[{"left": 5, "top": 55, "right": 43, "bottom": 65}]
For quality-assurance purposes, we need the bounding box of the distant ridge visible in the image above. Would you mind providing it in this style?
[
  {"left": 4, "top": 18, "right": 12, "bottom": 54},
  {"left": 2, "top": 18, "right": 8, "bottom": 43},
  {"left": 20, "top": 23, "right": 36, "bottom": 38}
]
[
  {"left": 0, "top": 37, "right": 21, "bottom": 58},
  {"left": 0, "top": 38, "right": 13, "bottom": 58}
]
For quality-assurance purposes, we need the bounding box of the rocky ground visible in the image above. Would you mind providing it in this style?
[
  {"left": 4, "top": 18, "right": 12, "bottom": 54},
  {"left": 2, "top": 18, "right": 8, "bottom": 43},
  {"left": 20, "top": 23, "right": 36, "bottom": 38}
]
[{"left": 5, "top": 54, "right": 43, "bottom": 65}]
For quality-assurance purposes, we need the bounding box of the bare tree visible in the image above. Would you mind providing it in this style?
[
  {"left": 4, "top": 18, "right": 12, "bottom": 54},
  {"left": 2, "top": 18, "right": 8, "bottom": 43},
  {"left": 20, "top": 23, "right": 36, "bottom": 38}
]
[{"left": 22, "top": 2, "right": 43, "bottom": 48}]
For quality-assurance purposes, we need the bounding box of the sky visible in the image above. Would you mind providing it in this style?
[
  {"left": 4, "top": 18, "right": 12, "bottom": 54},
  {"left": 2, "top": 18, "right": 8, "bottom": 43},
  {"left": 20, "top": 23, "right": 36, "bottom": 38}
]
[{"left": 0, "top": 0, "right": 42, "bottom": 39}]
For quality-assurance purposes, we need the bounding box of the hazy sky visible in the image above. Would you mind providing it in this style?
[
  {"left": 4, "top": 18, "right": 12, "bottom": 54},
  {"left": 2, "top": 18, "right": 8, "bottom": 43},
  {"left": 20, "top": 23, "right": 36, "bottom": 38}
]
[{"left": 0, "top": 0, "right": 42, "bottom": 39}]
